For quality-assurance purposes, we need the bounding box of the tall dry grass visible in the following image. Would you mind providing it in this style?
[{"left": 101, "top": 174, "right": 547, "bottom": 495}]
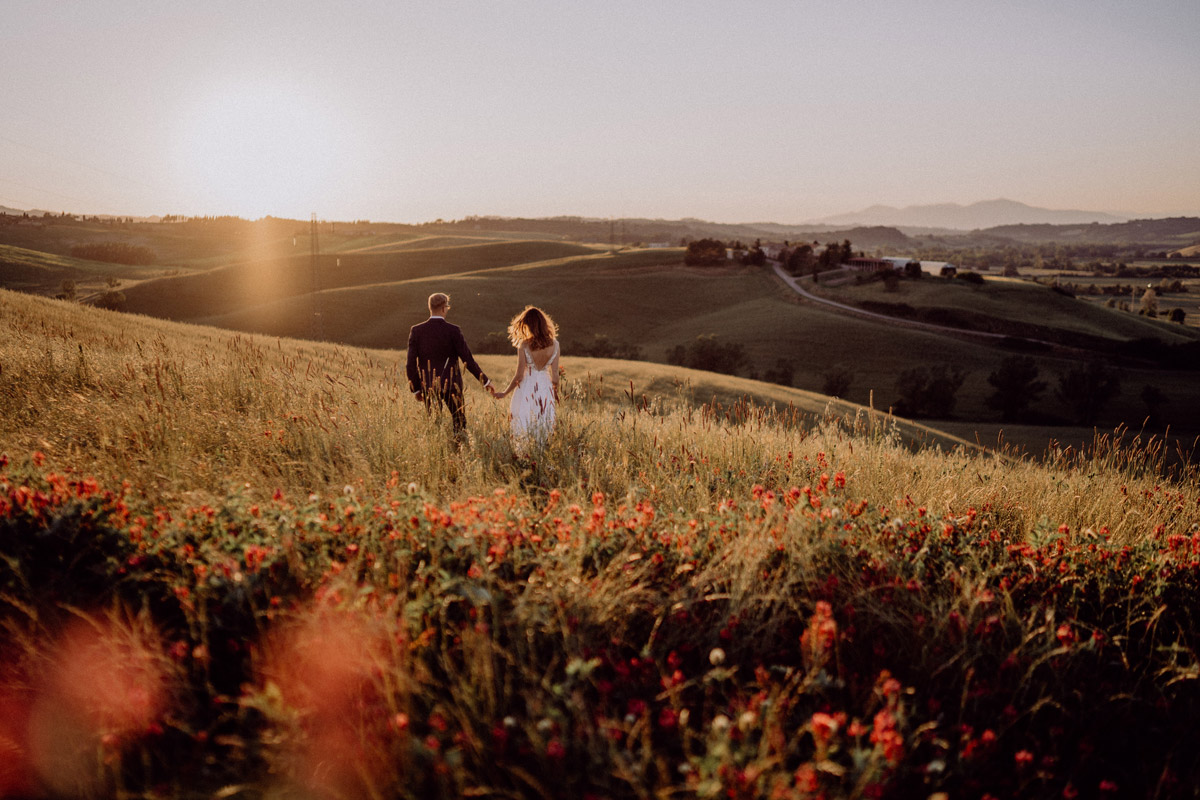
[{"left": 2, "top": 289, "right": 1195, "bottom": 544}]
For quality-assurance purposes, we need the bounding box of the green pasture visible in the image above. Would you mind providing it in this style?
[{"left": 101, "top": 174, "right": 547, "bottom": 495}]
[
  {"left": 808, "top": 272, "right": 1200, "bottom": 345},
  {"left": 1031, "top": 273, "right": 1200, "bottom": 330},
  {"left": 0, "top": 243, "right": 164, "bottom": 292}
]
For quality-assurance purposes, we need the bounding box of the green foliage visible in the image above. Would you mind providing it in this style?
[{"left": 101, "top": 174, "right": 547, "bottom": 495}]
[
  {"left": 893, "top": 363, "right": 966, "bottom": 419},
  {"left": 69, "top": 241, "right": 156, "bottom": 265},
  {"left": 817, "top": 239, "right": 853, "bottom": 270},
  {"left": 1140, "top": 384, "right": 1166, "bottom": 428},
  {"left": 761, "top": 358, "right": 794, "bottom": 386},
  {"left": 569, "top": 334, "right": 644, "bottom": 360},
  {"left": 786, "top": 243, "right": 815, "bottom": 275},
  {"left": 985, "top": 356, "right": 1048, "bottom": 422},
  {"left": 683, "top": 238, "right": 727, "bottom": 266},
  {"left": 92, "top": 289, "right": 127, "bottom": 311},
  {"left": 667, "top": 334, "right": 749, "bottom": 376},
  {"left": 821, "top": 364, "right": 854, "bottom": 398},
  {"left": 741, "top": 244, "right": 766, "bottom": 266},
  {"left": 1057, "top": 361, "right": 1121, "bottom": 425},
  {"left": 955, "top": 270, "right": 985, "bottom": 285}
]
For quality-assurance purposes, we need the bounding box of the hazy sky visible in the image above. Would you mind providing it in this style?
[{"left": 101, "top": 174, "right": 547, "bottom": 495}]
[{"left": 3, "top": 0, "right": 1198, "bottom": 223}]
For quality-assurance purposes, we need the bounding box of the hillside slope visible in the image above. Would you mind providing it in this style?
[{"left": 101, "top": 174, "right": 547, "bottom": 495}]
[
  {"left": 160, "top": 255, "right": 1200, "bottom": 441},
  {"left": 0, "top": 288, "right": 979, "bottom": 493},
  {"left": 120, "top": 239, "right": 604, "bottom": 320},
  {"left": 0, "top": 243, "right": 164, "bottom": 292}
]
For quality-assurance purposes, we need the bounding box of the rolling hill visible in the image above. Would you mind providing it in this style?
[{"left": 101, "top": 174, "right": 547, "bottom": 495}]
[
  {"left": 0, "top": 287, "right": 973, "bottom": 466},
  {"left": 108, "top": 237, "right": 1200, "bottom": 450},
  {"left": 120, "top": 239, "right": 608, "bottom": 320},
  {"left": 6, "top": 222, "right": 1200, "bottom": 458},
  {"left": 0, "top": 243, "right": 165, "bottom": 292}
]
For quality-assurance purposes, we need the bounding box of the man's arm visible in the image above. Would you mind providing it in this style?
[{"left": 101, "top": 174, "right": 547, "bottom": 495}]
[
  {"left": 405, "top": 327, "right": 422, "bottom": 396},
  {"left": 455, "top": 327, "right": 489, "bottom": 387}
]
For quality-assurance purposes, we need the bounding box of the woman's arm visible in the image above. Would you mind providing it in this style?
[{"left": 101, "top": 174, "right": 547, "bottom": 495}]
[
  {"left": 549, "top": 343, "right": 561, "bottom": 401},
  {"left": 494, "top": 345, "right": 527, "bottom": 399}
]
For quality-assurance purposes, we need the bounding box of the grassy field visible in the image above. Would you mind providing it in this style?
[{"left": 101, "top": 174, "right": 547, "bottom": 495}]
[
  {"left": 0, "top": 244, "right": 169, "bottom": 294},
  {"left": 1007, "top": 268, "right": 1200, "bottom": 330},
  {"left": 118, "top": 240, "right": 608, "bottom": 321},
  {"left": 6, "top": 223, "right": 1200, "bottom": 457},
  {"left": 183, "top": 256, "right": 1200, "bottom": 443},
  {"left": 807, "top": 272, "right": 1200, "bottom": 345},
  {"left": 4, "top": 290, "right": 1200, "bottom": 798},
  {"left": 0, "top": 288, "right": 974, "bottom": 498}
]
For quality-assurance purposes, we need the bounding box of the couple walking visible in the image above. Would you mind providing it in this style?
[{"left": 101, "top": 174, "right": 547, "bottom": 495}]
[{"left": 405, "top": 292, "right": 560, "bottom": 451}]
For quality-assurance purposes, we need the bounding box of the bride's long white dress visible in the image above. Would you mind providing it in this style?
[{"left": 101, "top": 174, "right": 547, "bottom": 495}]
[{"left": 509, "top": 340, "right": 558, "bottom": 452}]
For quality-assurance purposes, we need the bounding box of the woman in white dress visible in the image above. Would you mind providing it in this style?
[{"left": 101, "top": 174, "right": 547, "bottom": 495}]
[{"left": 491, "top": 306, "right": 560, "bottom": 452}]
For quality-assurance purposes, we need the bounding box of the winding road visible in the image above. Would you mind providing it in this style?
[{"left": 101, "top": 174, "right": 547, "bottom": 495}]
[{"left": 769, "top": 261, "right": 1076, "bottom": 352}]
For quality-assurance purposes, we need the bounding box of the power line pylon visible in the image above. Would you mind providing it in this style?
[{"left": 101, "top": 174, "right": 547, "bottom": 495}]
[{"left": 310, "top": 213, "right": 323, "bottom": 340}]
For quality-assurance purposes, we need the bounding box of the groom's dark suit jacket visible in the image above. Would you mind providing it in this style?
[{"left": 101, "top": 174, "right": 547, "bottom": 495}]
[{"left": 405, "top": 317, "right": 488, "bottom": 397}]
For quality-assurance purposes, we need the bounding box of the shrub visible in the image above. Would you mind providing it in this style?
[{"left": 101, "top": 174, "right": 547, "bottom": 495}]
[
  {"left": 821, "top": 364, "right": 853, "bottom": 397},
  {"left": 985, "top": 356, "right": 1048, "bottom": 422},
  {"left": 1057, "top": 361, "right": 1120, "bottom": 425},
  {"left": 683, "top": 238, "right": 726, "bottom": 266},
  {"left": 667, "top": 334, "right": 748, "bottom": 376},
  {"left": 893, "top": 363, "right": 966, "bottom": 418},
  {"left": 570, "top": 334, "right": 644, "bottom": 360},
  {"left": 761, "top": 358, "right": 794, "bottom": 387}
]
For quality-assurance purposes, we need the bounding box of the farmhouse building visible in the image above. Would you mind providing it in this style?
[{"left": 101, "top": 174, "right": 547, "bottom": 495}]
[{"left": 845, "top": 257, "right": 892, "bottom": 272}]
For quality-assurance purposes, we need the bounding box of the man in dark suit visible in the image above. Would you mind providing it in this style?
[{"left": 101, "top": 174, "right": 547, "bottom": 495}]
[{"left": 406, "top": 292, "right": 492, "bottom": 435}]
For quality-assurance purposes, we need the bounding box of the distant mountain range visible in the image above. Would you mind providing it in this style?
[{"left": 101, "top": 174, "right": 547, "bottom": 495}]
[
  {"left": 1, "top": 205, "right": 60, "bottom": 218},
  {"left": 809, "top": 199, "right": 1129, "bottom": 230}
]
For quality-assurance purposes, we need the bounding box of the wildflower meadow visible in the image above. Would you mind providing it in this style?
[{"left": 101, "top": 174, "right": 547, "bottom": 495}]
[{"left": 3, "top": 290, "right": 1200, "bottom": 799}]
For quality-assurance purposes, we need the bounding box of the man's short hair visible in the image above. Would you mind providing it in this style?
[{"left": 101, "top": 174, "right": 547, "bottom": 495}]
[{"left": 428, "top": 292, "right": 449, "bottom": 312}]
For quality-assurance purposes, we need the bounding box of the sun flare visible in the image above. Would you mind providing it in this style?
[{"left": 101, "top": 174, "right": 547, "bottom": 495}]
[{"left": 175, "top": 81, "right": 352, "bottom": 218}]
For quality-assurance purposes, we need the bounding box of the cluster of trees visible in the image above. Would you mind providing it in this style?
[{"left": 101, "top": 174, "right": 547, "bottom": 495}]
[
  {"left": 93, "top": 276, "right": 126, "bottom": 311},
  {"left": 893, "top": 364, "right": 967, "bottom": 418},
  {"left": 893, "top": 356, "right": 1130, "bottom": 426},
  {"left": 1041, "top": 278, "right": 1189, "bottom": 297},
  {"left": 683, "top": 238, "right": 774, "bottom": 267},
  {"left": 667, "top": 335, "right": 798, "bottom": 387},
  {"left": 569, "top": 335, "right": 644, "bottom": 360},
  {"left": 780, "top": 239, "right": 857, "bottom": 276},
  {"left": 667, "top": 335, "right": 747, "bottom": 376},
  {"left": 69, "top": 242, "right": 156, "bottom": 266},
  {"left": 684, "top": 237, "right": 864, "bottom": 276},
  {"left": 478, "top": 332, "right": 646, "bottom": 361},
  {"left": 683, "top": 238, "right": 727, "bottom": 266}
]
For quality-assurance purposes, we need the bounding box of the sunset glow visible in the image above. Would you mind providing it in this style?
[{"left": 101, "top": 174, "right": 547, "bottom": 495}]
[
  {"left": 174, "top": 82, "right": 354, "bottom": 218},
  {"left": 1, "top": 1, "right": 1197, "bottom": 222}
]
